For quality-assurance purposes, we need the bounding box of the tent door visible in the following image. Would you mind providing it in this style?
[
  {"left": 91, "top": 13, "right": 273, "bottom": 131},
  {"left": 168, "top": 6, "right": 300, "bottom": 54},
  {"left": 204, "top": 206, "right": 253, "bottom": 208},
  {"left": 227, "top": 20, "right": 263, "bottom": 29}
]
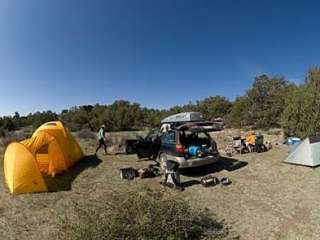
[{"left": 36, "top": 144, "right": 50, "bottom": 174}]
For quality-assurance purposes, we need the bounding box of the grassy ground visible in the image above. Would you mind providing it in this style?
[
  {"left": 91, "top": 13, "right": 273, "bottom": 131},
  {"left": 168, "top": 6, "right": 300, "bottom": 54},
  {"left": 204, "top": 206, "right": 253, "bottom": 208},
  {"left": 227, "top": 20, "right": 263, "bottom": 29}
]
[{"left": 0, "top": 129, "right": 318, "bottom": 239}]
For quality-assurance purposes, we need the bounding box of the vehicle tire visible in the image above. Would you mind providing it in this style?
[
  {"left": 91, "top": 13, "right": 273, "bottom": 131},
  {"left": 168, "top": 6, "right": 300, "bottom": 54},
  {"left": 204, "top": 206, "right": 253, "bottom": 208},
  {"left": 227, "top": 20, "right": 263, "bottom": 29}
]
[
  {"left": 125, "top": 145, "right": 133, "bottom": 154},
  {"left": 125, "top": 140, "right": 137, "bottom": 154},
  {"left": 159, "top": 153, "right": 167, "bottom": 170}
]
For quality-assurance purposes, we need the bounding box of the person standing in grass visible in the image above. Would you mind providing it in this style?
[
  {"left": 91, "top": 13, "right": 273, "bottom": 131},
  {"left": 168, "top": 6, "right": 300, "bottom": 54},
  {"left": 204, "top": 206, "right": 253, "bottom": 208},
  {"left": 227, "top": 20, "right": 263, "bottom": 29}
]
[{"left": 96, "top": 124, "right": 107, "bottom": 155}]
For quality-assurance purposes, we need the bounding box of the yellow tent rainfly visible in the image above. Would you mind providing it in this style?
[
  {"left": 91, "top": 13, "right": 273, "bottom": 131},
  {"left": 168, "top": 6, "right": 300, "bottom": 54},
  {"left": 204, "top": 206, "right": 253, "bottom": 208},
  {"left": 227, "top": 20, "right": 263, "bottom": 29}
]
[{"left": 4, "top": 121, "right": 84, "bottom": 194}]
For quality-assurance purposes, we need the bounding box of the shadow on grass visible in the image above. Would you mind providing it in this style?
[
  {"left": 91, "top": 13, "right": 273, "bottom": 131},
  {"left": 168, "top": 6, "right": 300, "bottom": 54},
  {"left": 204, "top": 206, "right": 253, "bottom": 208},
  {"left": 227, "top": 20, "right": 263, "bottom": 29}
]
[
  {"left": 180, "top": 156, "right": 248, "bottom": 177},
  {"left": 181, "top": 180, "right": 201, "bottom": 188},
  {"left": 43, "top": 154, "right": 102, "bottom": 192}
]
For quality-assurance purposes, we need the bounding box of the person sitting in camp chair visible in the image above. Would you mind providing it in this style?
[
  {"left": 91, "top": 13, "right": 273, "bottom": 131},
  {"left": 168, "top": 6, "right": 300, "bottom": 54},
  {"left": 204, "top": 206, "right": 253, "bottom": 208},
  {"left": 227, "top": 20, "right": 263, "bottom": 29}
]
[
  {"left": 245, "top": 131, "right": 256, "bottom": 152},
  {"left": 96, "top": 124, "right": 107, "bottom": 155}
]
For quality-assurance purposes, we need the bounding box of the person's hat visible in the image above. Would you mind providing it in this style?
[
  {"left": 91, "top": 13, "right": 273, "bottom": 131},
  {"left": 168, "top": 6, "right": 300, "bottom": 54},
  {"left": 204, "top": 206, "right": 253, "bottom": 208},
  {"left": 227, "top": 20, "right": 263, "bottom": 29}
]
[{"left": 101, "top": 124, "right": 105, "bottom": 128}]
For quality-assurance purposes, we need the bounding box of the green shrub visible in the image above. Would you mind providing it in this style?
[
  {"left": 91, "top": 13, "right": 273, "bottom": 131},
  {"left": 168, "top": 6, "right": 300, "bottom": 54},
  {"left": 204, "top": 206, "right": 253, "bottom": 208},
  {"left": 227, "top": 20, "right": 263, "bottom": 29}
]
[
  {"left": 0, "top": 127, "right": 6, "bottom": 138},
  {"left": 1, "top": 131, "right": 28, "bottom": 147},
  {"left": 225, "top": 96, "right": 250, "bottom": 128},
  {"left": 56, "top": 188, "right": 230, "bottom": 240},
  {"left": 282, "top": 67, "right": 320, "bottom": 138}
]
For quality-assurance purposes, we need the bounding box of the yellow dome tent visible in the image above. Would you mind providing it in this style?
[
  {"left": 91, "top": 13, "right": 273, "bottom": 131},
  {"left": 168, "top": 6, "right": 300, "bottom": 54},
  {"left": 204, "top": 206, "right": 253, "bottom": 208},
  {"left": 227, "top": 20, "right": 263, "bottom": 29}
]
[{"left": 4, "top": 121, "right": 84, "bottom": 194}]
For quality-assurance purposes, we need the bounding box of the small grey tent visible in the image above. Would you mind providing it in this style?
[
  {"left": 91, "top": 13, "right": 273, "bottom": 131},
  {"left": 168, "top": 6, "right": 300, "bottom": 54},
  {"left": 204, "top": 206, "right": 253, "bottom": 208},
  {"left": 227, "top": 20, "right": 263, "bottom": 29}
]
[{"left": 285, "top": 136, "right": 320, "bottom": 167}]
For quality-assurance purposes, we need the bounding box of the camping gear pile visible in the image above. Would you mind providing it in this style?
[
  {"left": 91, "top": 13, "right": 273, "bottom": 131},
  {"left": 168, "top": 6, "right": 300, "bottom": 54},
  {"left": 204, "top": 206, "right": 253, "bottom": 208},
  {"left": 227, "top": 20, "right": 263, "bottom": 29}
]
[
  {"left": 137, "top": 165, "right": 160, "bottom": 178},
  {"left": 225, "top": 136, "right": 247, "bottom": 156},
  {"left": 187, "top": 145, "right": 210, "bottom": 158},
  {"left": 225, "top": 131, "right": 269, "bottom": 156},
  {"left": 3, "top": 121, "right": 84, "bottom": 194},
  {"left": 120, "top": 165, "right": 160, "bottom": 180}
]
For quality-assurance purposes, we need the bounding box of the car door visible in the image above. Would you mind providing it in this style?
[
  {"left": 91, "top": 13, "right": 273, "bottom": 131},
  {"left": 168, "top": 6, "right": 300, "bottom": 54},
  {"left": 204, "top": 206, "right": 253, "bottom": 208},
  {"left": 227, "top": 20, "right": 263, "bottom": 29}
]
[
  {"left": 136, "top": 137, "right": 154, "bottom": 158},
  {"left": 160, "top": 131, "right": 178, "bottom": 157},
  {"left": 136, "top": 128, "right": 161, "bottom": 159}
]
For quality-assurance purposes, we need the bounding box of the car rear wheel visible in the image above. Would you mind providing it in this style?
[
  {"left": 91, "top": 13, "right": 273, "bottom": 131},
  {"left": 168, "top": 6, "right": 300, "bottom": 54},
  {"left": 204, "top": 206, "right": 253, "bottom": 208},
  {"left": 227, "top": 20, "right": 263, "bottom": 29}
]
[
  {"left": 159, "top": 153, "right": 167, "bottom": 170},
  {"left": 125, "top": 145, "right": 133, "bottom": 154}
]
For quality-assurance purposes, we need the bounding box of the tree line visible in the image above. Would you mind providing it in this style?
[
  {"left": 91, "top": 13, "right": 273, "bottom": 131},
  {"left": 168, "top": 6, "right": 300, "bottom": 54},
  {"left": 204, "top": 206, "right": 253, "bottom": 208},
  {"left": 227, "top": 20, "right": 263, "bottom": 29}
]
[{"left": 1, "top": 67, "right": 320, "bottom": 138}]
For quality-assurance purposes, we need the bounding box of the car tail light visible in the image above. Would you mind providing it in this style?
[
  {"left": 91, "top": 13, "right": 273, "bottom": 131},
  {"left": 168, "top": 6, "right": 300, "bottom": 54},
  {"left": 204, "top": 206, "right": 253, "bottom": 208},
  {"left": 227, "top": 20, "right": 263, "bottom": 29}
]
[{"left": 176, "top": 144, "right": 186, "bottom": 154}]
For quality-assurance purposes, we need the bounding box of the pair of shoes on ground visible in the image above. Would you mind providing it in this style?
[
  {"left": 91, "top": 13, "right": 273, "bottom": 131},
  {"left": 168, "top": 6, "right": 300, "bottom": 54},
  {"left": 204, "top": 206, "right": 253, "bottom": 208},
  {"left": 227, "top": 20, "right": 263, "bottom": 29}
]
[{"left": 201, "top": 175, "right": 232, "bottom": 187}]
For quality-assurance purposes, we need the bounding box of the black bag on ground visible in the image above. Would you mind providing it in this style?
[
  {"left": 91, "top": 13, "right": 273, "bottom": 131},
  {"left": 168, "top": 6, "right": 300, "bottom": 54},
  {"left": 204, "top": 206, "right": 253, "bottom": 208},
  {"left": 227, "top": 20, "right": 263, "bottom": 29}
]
[
  {"left": 138, "top": 165, "right": 159, "bottom": 178},
  {"left": 120, "top": 167, "right": 137, "bottom": 180},
  {"left": 200, "top": 174, "right": 220, "bottom": 187},
  {"left": 162, "top": 161, "right": 183, "bottom": 191}
]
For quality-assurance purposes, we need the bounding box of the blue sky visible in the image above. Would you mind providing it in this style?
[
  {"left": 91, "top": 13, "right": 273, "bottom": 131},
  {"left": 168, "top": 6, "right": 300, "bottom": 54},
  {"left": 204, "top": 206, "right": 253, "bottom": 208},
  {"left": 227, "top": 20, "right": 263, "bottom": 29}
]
[{"left": 0, "top": 0, "right": 319, "bottom": 116}]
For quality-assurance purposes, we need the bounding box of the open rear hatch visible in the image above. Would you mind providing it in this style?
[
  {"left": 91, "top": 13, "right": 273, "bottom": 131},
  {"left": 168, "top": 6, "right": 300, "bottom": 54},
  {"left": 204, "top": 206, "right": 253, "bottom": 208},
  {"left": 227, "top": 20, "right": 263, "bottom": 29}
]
[
  {"left": 176, "top": 122, "right": 219, "bottom": 159},
  {"left": 176, "top": 121, "right": 219, "bottom": 132}
]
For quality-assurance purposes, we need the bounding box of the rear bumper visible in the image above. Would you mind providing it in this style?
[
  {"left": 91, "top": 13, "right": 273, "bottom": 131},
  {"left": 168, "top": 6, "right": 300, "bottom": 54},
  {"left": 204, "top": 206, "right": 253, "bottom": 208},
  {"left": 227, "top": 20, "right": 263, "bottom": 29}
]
[{"left": 174, "top": 155, "right": 220, "bottom": 169}]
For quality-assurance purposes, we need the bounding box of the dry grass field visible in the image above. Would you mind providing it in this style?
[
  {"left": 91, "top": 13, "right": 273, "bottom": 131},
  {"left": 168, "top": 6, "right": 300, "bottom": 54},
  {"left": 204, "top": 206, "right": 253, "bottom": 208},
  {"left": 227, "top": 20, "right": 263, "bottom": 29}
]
[{"left": 0, "top": 129, "right": 319, "bottom": 239}]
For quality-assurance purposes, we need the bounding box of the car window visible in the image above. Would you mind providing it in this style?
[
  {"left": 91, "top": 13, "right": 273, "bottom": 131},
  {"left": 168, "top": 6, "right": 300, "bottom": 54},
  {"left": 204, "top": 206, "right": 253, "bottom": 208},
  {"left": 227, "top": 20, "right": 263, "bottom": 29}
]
[
  {"left": 183, "top": 131, "right": 209, "bottom": 139},
  {"left": 197, "top": 132, "right": 209, "bottom": 139},
  {"left": 162, "top": 131, "right": 176, "bottom": 144},
  {"left": 146, "top": 128, "right": 160, "bottom": 139}
]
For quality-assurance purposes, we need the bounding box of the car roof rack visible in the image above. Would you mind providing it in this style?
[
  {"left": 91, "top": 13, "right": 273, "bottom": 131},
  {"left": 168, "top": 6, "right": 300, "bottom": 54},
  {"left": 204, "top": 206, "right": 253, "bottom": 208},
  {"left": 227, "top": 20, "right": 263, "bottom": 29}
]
[{"left": 161, "top": 112, "right": 204, "bottom": 124}]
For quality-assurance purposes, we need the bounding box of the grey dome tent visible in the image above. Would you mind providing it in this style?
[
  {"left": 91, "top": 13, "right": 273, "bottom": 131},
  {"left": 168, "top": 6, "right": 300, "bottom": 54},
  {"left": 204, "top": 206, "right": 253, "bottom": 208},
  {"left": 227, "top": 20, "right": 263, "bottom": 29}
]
[{"left": 285, "top": 136, "right": 320, "bottom": 167}]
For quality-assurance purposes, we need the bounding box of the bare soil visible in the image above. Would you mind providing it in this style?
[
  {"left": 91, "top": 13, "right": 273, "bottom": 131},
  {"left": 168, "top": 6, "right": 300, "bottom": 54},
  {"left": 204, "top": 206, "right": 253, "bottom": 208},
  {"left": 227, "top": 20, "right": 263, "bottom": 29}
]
[{"left": 0, "top": 129, "right": 319, "bottom": 239}]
